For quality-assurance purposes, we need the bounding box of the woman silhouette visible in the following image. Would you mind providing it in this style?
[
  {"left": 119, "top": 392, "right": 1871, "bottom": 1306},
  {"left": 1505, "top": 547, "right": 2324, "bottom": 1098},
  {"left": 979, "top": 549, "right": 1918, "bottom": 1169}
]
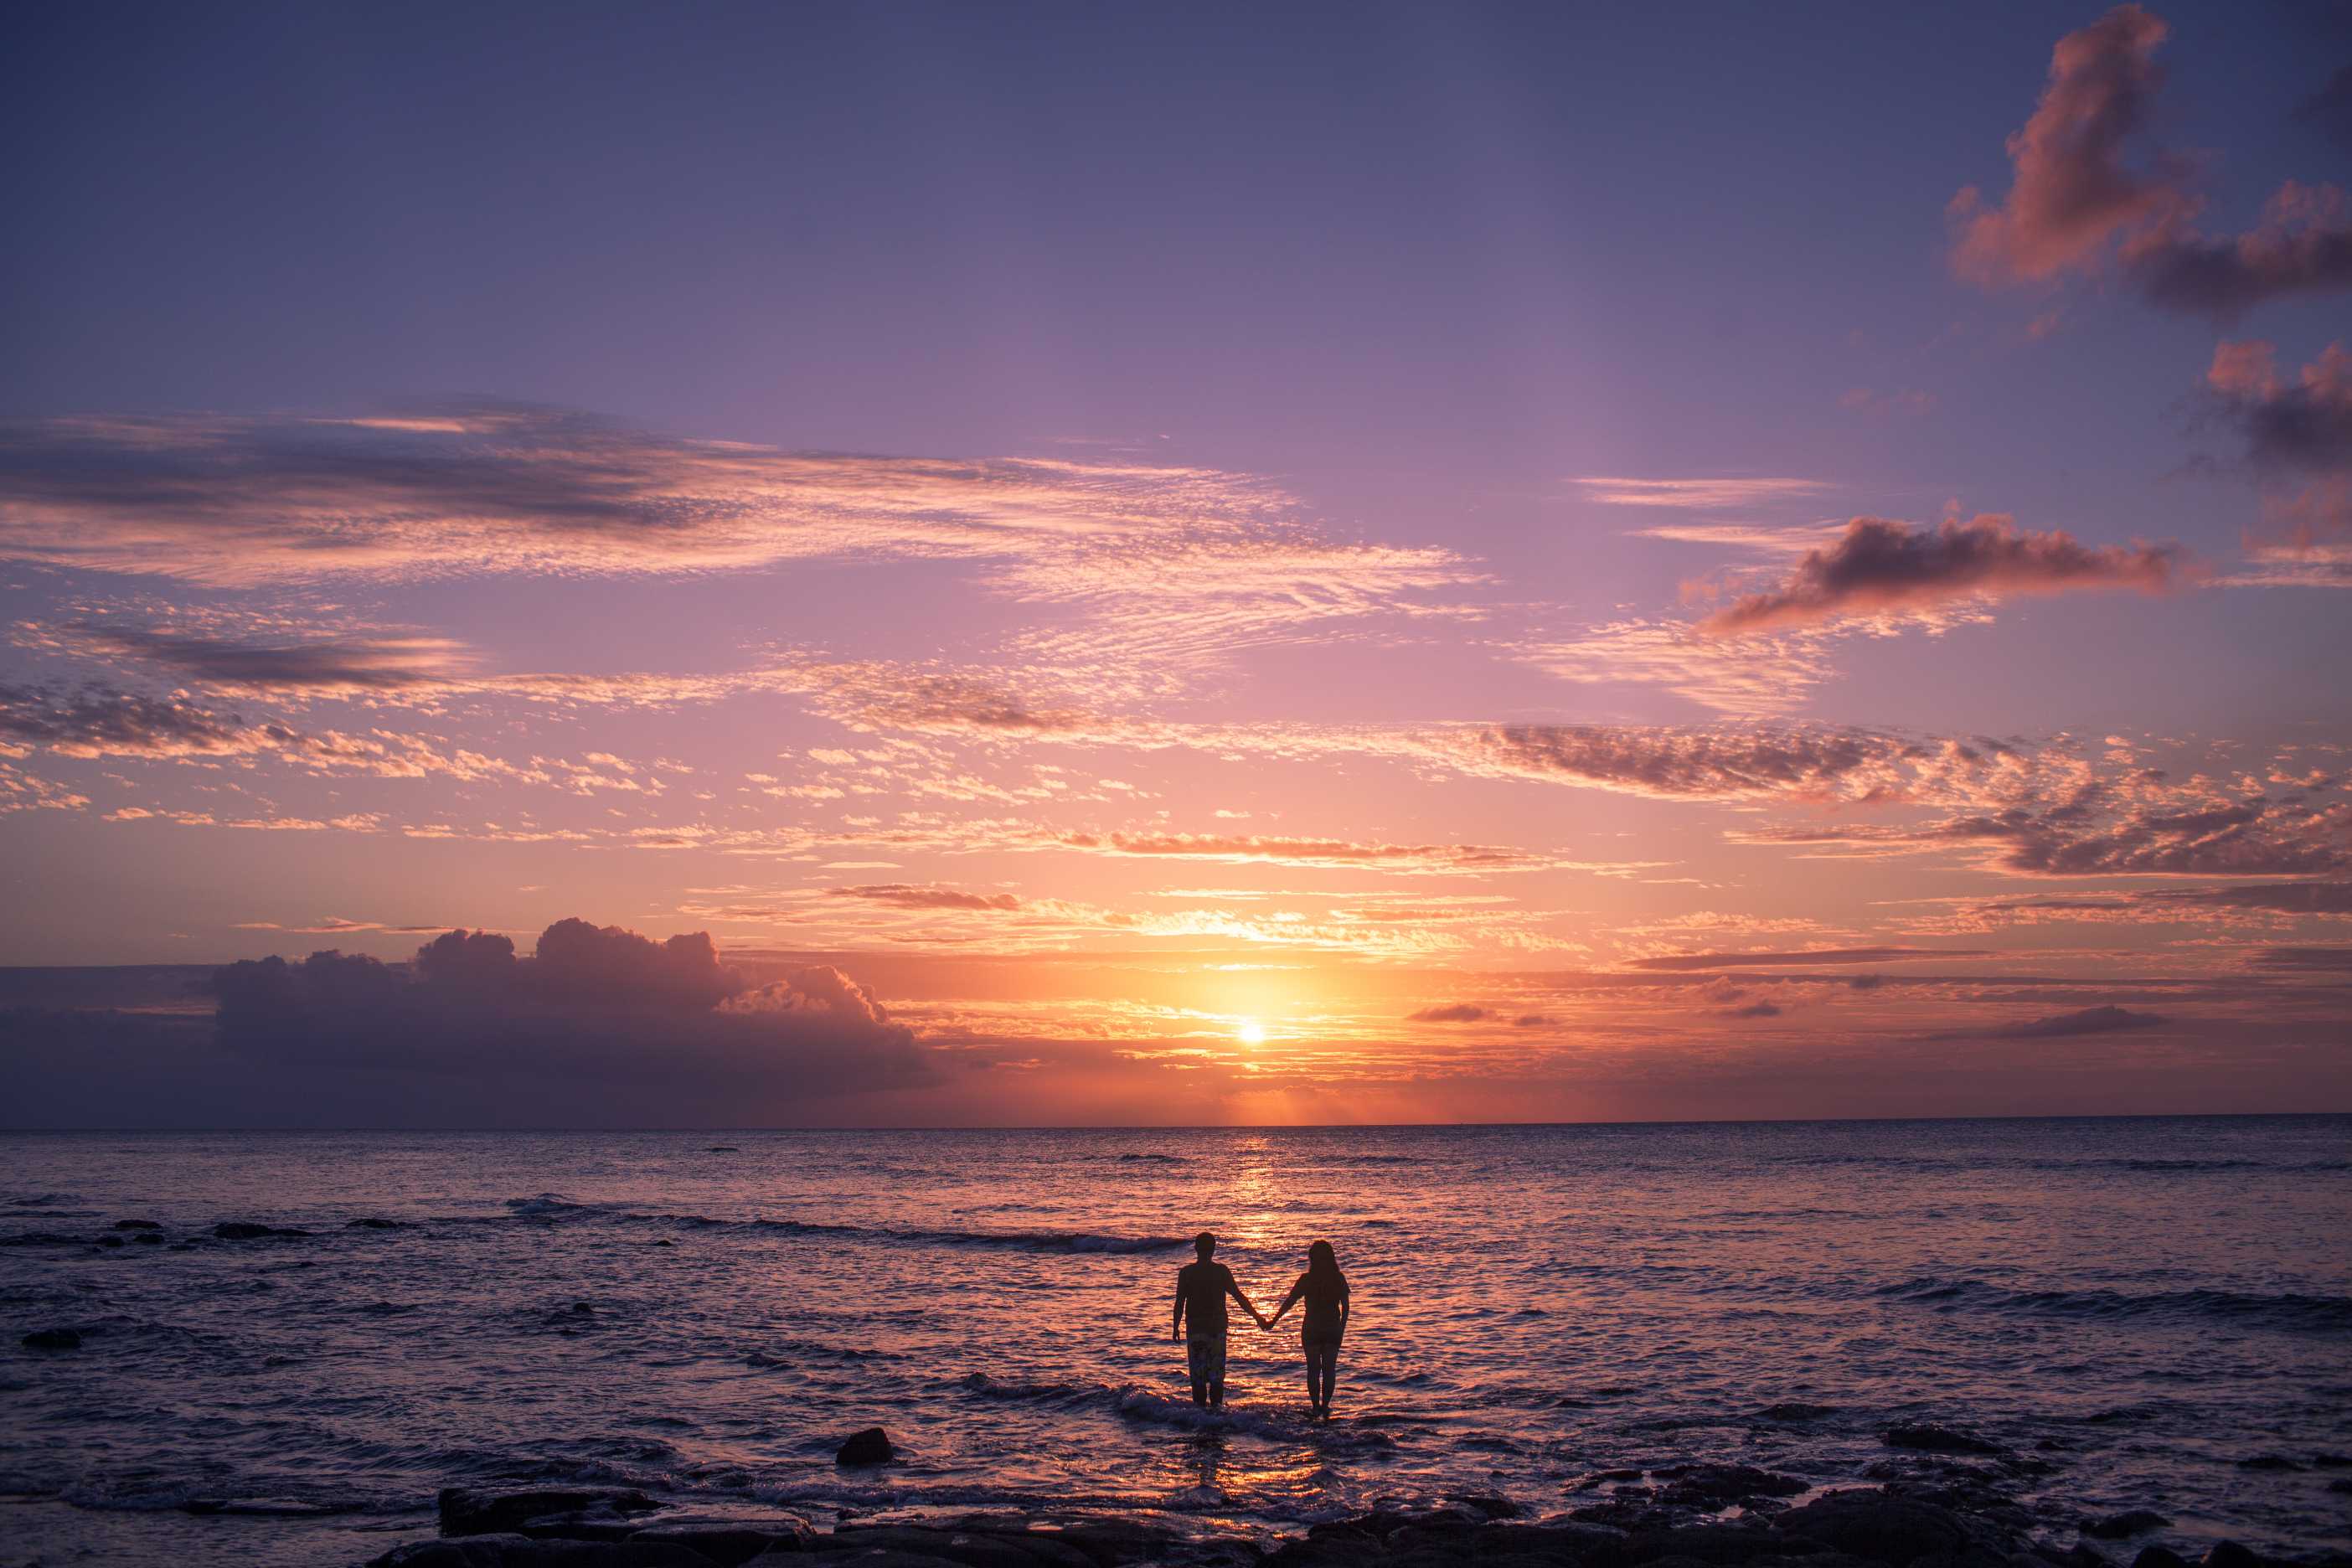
[{"left": 1266, "top": 1239, "right": 1350, "bottom": 1419}]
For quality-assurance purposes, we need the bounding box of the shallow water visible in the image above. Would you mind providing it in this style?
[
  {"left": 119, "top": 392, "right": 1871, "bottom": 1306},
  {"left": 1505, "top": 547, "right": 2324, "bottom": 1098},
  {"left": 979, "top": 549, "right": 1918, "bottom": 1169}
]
[{"left": 2, "top": 1117, "right": 2347, "bottom": 1565}]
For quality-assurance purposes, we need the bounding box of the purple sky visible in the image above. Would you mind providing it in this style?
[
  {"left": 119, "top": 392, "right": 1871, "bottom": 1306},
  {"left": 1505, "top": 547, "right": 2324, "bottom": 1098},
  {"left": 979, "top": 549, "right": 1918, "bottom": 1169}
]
[{"left": 2, "top": 3, "right": 2349, "bottom": 1125}]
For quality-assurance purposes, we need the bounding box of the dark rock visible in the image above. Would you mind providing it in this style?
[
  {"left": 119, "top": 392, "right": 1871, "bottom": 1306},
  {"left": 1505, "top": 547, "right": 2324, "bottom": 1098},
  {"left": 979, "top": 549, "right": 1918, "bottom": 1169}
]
[
  {"left": 2198, "top": 1547, "right": 2259, "bottom": 1568},
  {"left": 653, "top": 1240, "right": 673, "bottom": 1247},
  {"left": 21, "top": 1328, "right": 81, "bottom": 1349},
  {"left": 1761, "top": 1402, "right": 1839, "bottom": 1421},
  {"left": 821, "top": 1525, "right": 1084, "bottom": 1568},
  {"left": 834, "top": 1426, "right": 894, "bottom": 1465},
  {"left": 348, "top": 1217, "right": 408, "bottom": 1229},
  {"left": 112, "top": 1219, "right": 163, "bottom": 1230},
  {"left": 1443, "top": 1493, "right": 1524, "bottom": 1519},
  {"left": 630, "top": 1521, "right": 811, "bottom": 1566},
  {"left": 1883, "top": 1426, "right": 2005, "bottom": 1457},
  {"left": 708, "top": 1146, "right": 740, "bottom": 1153},
  {"left": 2130, "top": 1550, "right": 2190, "bottom": 1568},
  {"left": 213, "top": 1221, "right": 309, "bottom": 1240},
  {"left": 369, "top": 1535, "right": 714, "bottom": 1566},
  {"left": 1656, "top": 1464, "right": 1809, "bottom": 1509},
  {"left": 436, "top": 1487, "right": 661, "bottom": 1538},
  {"left": 517, "top": 1504, "right": 652, "bottom": 1544},
  {"left": 1777, "top": 1488, "right": 1991, "bottom": 1566},
  {"left": 2313, "top": 1453, "right": 2351, "bottom": 1469},
  {"left": 2086, "top": 1514, "right": 2169, "bottom": 1541},
  {"left": 1626, "top": 1524, "right": 1804, "bottom": 1563}
]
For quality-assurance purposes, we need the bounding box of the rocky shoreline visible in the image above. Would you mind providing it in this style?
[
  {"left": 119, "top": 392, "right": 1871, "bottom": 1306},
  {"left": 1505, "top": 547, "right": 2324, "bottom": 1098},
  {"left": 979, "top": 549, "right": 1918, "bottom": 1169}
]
[{"left": 367, "top": 1457, "right": 2352, "bottom": 1568}]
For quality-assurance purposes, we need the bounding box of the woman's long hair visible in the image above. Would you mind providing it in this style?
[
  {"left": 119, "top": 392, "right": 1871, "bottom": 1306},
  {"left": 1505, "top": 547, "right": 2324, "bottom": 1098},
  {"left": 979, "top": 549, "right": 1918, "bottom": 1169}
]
[{"left": 1306, "top": 1238, "right": 1345, "bottom": 1295}]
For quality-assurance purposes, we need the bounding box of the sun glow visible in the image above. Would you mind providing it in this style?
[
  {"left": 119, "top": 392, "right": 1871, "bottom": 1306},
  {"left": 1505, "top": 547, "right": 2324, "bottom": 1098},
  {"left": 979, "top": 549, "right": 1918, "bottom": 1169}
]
[{"left": 1236, "top": 1020, "right": 1266, "bottom": 1046}]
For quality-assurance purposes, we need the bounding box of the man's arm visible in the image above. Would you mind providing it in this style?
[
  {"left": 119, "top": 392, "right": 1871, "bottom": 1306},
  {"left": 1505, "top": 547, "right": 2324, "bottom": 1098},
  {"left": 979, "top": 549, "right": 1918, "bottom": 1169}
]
[
  {"left": 1225, "top": 1270, "right": 1270, "bottom": 1329},
  {"left": 1172, "top": 1277, "right": 1187, "bottom": 1342}
]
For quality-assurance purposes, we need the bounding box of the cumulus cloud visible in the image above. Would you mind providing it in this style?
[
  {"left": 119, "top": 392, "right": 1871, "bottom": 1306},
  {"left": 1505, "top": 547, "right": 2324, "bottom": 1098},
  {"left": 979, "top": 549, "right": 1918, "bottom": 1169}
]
[
  {"left": 1698, "top": 513, "right": 2184, "bottom": 634},
  {"left": 1406, "top": 1003, "right": 1492, "bottom": 1023},
  {"left": 2205, "top": 341, "right": 2352, "bottom": 565},
  {"left": 2126, "top": 180, "right": 2352, "bottom": 320},
  {"left": 1953, "top": 8, "right": 2352, "bottom": 317},
  {"left": 209, "top": 919, "right": 931, "bottom": 1104},
  {"left": 1951, "top": 5, "right": 2179, "bottom": 283}
]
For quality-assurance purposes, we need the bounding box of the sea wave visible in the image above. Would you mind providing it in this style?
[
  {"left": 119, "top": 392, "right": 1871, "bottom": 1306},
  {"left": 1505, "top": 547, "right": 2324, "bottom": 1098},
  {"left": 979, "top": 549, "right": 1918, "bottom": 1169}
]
[
  {"left": 1872, "top": 1277, "right": 2352, "bottom": 1333},
  {"left": 604, "top": 1209, "right": 1188, "bottom": 1254}
]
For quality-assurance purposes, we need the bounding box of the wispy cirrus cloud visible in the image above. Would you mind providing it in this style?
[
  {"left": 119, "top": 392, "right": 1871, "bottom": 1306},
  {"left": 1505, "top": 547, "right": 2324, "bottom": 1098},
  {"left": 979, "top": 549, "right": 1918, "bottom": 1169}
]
[
  {"left": 1628, "top": 946, "right": 1978, "bottom": 972},
  {"left": 1695, "top": 513, "right": 2186, "bottom": 635},
  {"left": 0, "top": 408, "right": 1281, "bottom": 585},
  {"left": 1952, "top": 6, "right": 2352, "bottom": 318},
  {"left": 1571, "top": 476, "right": 1830, "bottom": 509}
]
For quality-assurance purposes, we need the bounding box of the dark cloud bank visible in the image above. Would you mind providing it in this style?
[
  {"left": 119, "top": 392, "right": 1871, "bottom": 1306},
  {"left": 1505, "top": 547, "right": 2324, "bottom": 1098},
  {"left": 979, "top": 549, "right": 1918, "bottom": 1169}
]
[{"left": 1, "top": 919, "right": 935, "bottom": 1127}]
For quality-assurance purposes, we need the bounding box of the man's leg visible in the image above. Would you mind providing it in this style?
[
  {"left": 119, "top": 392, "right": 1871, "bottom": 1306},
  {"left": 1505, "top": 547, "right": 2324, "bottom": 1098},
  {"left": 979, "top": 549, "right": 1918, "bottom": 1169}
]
[
  {"left": 1186, "top": 1337, "right": 1211, "bottom": 1406},
  {"left": 1202, "top": 1333, "right": 1228, "bottom": 1408}
]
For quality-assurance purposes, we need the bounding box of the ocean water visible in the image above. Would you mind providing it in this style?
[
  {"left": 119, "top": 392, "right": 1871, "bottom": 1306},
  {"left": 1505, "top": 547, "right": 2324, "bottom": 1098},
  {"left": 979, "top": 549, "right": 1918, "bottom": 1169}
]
[{"left": 1, "top": 1117, "right": 2347, "bottom": 1566}]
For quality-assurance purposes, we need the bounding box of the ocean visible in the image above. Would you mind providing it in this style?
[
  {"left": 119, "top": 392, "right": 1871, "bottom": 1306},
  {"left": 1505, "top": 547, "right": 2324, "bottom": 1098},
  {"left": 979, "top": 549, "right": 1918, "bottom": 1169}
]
[{"left": 2, "top": 1117, "right": 2347, "bottom": 1565}]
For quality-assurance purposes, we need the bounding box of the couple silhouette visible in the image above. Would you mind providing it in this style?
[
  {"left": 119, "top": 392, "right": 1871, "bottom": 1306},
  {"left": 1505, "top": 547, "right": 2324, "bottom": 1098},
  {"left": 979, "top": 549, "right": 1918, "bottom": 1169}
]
[{"left": 1169, "top": 1231, "right": 1350, "bottom": 1417}]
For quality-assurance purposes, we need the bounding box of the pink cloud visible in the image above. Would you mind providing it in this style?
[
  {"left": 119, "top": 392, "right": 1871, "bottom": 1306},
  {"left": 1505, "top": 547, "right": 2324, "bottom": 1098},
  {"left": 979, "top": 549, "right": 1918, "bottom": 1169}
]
[
  {"left": 1953, "top": 8, "right": 2352, "bottom": 317},
  {"left": 1698, "top": 513, "right": 2185, "bottom": 634}
]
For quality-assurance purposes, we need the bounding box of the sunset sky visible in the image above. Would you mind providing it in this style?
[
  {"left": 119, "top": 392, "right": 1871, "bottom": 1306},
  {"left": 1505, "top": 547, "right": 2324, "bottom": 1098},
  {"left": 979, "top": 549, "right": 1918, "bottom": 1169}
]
[{"left": 3, "top": 3, "right": 2349, "bottom": 1125}]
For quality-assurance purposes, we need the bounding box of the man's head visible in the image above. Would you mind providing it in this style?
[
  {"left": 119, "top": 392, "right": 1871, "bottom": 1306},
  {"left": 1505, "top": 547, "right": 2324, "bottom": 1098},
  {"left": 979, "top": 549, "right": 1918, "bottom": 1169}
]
[{"left": 1194, "top": 1231, "right": 1216, "bottom": 1261}]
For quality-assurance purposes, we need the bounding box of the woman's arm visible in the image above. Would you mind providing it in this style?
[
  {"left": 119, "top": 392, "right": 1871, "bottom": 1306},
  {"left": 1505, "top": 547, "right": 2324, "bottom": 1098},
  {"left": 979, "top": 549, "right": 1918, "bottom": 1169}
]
[
  {"left": 1266, "top": 1276, "right": 1305, "bottom": 1326},
  {"left": 1338, "top": 1283, "right": 1350, "bottom": 1335}
]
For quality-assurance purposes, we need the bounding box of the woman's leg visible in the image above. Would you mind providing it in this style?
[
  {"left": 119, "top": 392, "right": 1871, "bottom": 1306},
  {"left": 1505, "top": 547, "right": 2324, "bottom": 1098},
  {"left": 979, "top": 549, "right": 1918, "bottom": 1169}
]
[
  {"left": 1315, "top": 1341, "right": 1338, "bottom": 1414},
  {"left": 1300, "top": 1337, "right": 1318, "bottom": 1408}
]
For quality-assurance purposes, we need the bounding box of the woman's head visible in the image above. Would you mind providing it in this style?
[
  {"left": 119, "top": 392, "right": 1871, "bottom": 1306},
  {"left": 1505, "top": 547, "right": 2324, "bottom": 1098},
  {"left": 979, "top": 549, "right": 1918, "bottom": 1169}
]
[{"left": 1307, "top": 1239, "right": 1339, "bottom": 1276}]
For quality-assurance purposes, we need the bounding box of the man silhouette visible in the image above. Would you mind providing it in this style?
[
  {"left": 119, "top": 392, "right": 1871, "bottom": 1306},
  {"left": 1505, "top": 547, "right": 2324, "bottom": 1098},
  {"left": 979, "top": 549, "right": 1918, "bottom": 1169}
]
[{"left": 1171, "top": 1230, "right": 1266, "bottom": 1408}]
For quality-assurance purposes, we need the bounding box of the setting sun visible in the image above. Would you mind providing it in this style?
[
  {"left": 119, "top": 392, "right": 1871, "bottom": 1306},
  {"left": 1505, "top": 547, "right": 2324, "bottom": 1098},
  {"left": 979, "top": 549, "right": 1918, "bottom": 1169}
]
[{"left": 1236, "top": 1021, "right": 1266, "bottom": 1046}]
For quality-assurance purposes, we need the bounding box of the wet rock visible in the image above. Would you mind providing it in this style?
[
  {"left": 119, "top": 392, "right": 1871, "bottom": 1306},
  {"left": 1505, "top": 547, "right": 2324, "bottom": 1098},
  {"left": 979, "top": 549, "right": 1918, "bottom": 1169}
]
[
  {"left": 112, "top": 1219, "right": 162, "bottom": 1230},
  {"left": 2129, "top": 1550, "right": 2190, "bottom": 1568},
  {"left": 348, "top": 1216, "right": 409, "bottom": 1229},
  {"left": 1655, "top": 1464, "right": 1809, "bottom": 1509},
  {"left": 708, "top": 1146, "right": 740, "bottom": 1153},
  {"left": 1777, "top": 1488, "right": 1993, "bottom": 1566},
  {"left": 834, "top": 1426, "right": 894, "bottom": 1465},
  {"left": 2198, "top": 1547, "right": 2259, "bottom": 1568},
  {"left": 437, "top": 1487, "right": 661, "bottom": 1538},
  {"left": 21, "top": 1328, "right": 81, "bottom": 1349},
  {"left": 213, "top": 1221, "right": 309, "bottom": 1240},
  {"left": 823, "top": 1524, "right": 1089, "bottom": 1568},
  {"left": 1761, "top": 1402, "right": 1839, "bottom": 1421},
  {"left": 1883, "top": 1426, "right": 2005, "bottom": 1457},
  {"left": 653, "top": 1240, "right": 674, "bottom": 1247},
  {"left": 629, "top": 1520, "right": 812, "bottom": 1566},
  {"left": 2313, "top": 1453, "right": 2351, "bottom": 1469},
  {"left": 2085, "top": 1514, "right": 2169, "bottom": 1541},
  {"left": 369, "top": 1536, "right": 715, "bottom": 1566}
]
